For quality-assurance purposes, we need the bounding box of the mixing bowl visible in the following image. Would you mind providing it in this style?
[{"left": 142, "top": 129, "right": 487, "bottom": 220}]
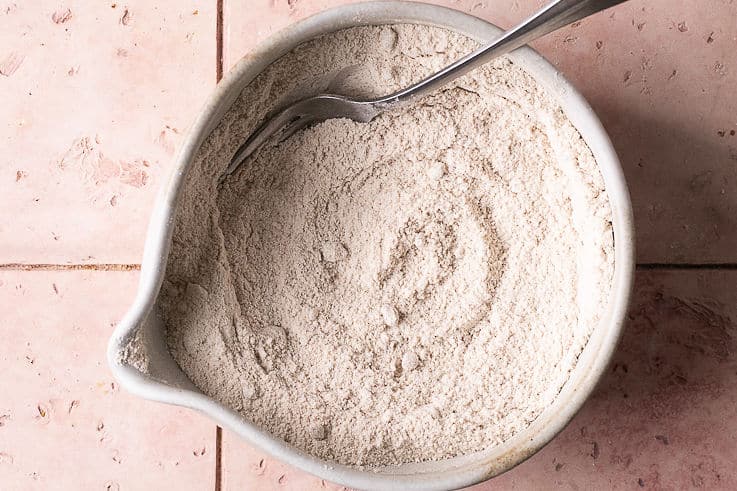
[{"left": 108, "top": 2, "right": 634, "bottom": 489}]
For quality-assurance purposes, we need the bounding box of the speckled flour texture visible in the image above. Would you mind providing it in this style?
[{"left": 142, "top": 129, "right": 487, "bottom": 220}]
[{"left": 159, "top": 25, "right": 614, "bottom": 467}]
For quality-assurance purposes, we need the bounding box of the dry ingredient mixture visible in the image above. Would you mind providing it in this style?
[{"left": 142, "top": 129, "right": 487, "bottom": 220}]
[{"left": 155, "top": 25, "right": 614, "bottom": 467}]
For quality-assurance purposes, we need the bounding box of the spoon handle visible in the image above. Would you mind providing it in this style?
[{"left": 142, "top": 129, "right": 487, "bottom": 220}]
[{"left": 376, "top": 0, "right": 629, "bottom": 106}]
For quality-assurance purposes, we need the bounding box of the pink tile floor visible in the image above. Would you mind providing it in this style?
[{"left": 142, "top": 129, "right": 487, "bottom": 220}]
[{"left": 1, "top": 0, "right": 736, "bottom": 489}]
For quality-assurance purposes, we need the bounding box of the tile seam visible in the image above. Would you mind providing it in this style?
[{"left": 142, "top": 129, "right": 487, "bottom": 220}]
[
  {"left": 216, "top": 0, "right": 224, "bottom": 82},
  {"left": 635, "top": 263, "right": 737, "bottom": 270},
  {"left": 215, "top": 1, "right": 224, "bottom": 489},
  {"left": 3, "top": 264, "right": 737, "bottom": 272},
  {"left": 0, "top": 263, "right": 141, "bottom": 271},
  {"left": 215, "top": 427, "right": 223, "bottom": 491}
]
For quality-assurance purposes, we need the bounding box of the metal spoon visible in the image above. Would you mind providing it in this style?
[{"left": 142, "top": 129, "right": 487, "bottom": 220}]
[{"left": 222, "top": 0, "right": 628, "bottom": 180}]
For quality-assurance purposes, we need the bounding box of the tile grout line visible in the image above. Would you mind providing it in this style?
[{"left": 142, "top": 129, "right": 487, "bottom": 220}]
[
  {"left": 215, "top": 426, "right": 223, "bottom": 491},
  {"left": 216, "top": 0, "right": 224, "bottom": 82},
  {"left": 215, "top": 1, "right": 225, "bottom": 489},
  {"left": 4, "top": 263, "right": 737, "bottom": 272},
  {"left": 0, "top": 263, "right": 141, "bottom": 271},
  {"left": 635, "top": 263, "right": 737, "bottom": 270}
]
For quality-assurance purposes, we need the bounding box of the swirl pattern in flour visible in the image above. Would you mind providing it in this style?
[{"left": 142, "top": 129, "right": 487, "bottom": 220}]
[{"left": 161, "top": 24, "right": 614, "bottom": 467}]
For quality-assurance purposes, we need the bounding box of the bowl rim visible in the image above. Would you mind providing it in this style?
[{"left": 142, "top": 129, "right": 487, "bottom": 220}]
[{"left": 108, "top": 2, "right": 635, "bottom": 490}]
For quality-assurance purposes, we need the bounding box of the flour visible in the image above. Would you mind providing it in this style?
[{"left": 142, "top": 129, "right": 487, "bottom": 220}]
[{"left": 156, "top": 25, "right": 614, "bottom": 467}]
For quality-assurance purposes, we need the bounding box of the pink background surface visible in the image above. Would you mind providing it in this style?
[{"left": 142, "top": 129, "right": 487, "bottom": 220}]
[{"left": 1, "top": 0, "right": 736, "bottom": 489}]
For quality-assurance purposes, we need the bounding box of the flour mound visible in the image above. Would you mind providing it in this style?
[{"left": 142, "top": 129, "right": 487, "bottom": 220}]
[{"left": 159, "top": 25, "right": 614, "bottom": 467}]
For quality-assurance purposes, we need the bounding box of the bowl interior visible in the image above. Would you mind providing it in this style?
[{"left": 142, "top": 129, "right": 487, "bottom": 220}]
[{"left": 108, "top": 2, "right": 634, "bottom": 490}]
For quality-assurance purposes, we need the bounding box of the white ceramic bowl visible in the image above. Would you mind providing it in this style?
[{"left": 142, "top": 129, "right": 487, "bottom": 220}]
[{"left": 108, "top": 2, "right": 635, "bottom": 489}]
